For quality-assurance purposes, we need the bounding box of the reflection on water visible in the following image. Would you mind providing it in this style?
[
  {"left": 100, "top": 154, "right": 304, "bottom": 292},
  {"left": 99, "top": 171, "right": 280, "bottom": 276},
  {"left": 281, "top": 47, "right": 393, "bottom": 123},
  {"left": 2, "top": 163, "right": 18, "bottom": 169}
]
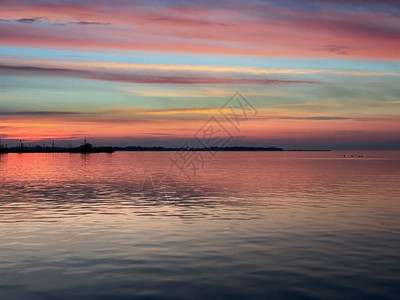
[{"left": 1, "top": 151, "right": 400, "bottom": 299}]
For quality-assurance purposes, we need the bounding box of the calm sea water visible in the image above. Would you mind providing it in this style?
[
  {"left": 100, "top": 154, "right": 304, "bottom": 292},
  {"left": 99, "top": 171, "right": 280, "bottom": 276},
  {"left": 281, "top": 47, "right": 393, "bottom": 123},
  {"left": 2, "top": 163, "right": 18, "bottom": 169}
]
[{"left": 0, "top": 151, "right": 399, "bottom": 299}]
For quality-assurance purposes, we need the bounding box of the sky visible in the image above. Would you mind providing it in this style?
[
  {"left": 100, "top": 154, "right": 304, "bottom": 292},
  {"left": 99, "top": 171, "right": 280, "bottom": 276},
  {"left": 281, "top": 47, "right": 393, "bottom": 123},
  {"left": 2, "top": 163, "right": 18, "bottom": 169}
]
[{"left": 0, "top": 0, "right": 399, "bottom": 150}]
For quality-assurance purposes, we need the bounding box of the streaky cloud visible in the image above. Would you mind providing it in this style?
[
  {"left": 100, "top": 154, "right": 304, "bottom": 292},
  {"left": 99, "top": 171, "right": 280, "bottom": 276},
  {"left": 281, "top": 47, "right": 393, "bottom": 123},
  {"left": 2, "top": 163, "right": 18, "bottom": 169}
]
[
  {"left": 0, "top": 111, "right": 82, "bottom": 116},
  {"left": 0, "top": 0, "right": 399, "bottom": 59},
  {"left": 0, "top": 64, "right": 321, "bottom": 85}
]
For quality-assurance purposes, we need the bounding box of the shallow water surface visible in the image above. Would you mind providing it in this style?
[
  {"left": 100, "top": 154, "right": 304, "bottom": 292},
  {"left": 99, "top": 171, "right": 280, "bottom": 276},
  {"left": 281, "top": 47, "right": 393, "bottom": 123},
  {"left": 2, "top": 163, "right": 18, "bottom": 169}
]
[{"left": 0, "top": 151, "right": 399, "bottom": 299}]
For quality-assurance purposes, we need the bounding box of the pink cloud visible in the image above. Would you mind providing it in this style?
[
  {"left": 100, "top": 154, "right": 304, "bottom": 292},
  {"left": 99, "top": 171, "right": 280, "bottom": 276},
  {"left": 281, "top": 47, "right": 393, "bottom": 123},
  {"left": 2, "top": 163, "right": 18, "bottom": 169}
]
[{"left": 0, "top": 1, "right": 399, "bottom": 59}]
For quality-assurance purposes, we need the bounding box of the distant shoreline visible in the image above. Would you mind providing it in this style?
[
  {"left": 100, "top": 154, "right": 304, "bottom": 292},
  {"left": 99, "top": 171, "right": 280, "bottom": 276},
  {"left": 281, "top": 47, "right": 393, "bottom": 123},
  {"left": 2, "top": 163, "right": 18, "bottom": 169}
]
[
  {"left": 114, "top": 147, "right": 331, "bottom": 152},
  {"left": 0, "top": 146, "right": 331, "bottom": 153}
]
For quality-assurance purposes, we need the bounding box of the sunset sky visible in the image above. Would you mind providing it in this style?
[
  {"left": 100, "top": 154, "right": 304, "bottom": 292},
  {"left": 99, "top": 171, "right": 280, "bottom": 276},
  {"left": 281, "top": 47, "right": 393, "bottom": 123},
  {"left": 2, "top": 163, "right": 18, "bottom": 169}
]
[{"left": 0, "top": 0, "right": 399, "bottom": 149}]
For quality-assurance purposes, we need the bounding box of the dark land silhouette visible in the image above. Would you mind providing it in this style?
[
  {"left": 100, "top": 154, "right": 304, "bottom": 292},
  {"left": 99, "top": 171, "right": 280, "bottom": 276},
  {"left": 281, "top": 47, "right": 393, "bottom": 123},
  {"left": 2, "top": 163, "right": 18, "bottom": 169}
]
[
  {"left": 0, "top": 140, "right": 114, "bottom": 154},
  {"left": 0, "top": 143, "right": 331, "bottom": 154},
  {"left": 114, "top": 146, "right": 285, "bottom": 152}
]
